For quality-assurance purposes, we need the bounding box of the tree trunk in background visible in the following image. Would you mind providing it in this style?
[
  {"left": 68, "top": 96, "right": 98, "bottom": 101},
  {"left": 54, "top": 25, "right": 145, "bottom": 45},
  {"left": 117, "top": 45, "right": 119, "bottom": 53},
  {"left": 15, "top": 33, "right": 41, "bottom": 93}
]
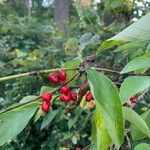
[
  {"left": 27, "top": 0, "right": 32, "bottom": 19},
  {"left": 54, "top": 0, "right": 70, "bottom": 32}
]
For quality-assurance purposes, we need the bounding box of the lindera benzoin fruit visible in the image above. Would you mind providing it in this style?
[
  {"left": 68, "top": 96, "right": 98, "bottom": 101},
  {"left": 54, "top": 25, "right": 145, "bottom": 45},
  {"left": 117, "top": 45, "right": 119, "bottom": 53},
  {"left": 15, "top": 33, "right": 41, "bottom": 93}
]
[
  {"left": 41, "top": 92, "right": 52, "bottom": 112},
  {"left": 48, "top": 72, "right": 60, "bottom": 84},
  {"left": 85, "top": 91, "right": 93, "bottom": 102},
  {"left": 40, "top": 69, "right": 95, "bottom": 113},
  {"left": 41, "top": 92, "right": 52, "bottom": 102},
  {"left": 58, "top": 69, "right": 67, "bottom": 81},
  {"left": 60, "top": 85, "right": 70, "bottom": 94},
  {"left": 41, "top": 101, "right": 51, "bottom": 113},
  {"left": 130, "top": 95, "right": 138, "bottom": 104}
]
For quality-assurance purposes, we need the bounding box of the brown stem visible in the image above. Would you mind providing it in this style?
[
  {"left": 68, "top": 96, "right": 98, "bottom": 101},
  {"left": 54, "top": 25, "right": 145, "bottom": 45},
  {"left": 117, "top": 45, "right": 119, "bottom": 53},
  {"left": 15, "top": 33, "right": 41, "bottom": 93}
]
[{"left": 92, "top": 67, "right": 120, "bottom": 74}]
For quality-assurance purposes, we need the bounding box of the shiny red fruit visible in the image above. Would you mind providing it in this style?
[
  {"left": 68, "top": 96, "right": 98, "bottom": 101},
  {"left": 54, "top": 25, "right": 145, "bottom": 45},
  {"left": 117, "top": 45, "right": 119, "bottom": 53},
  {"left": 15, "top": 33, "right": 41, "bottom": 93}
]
[
  {"left": 130, "top": 96, "right": 138, "bottom": 104},
  {"left": 41, "top": 92, "right": 52, "bottom": 102},
  {"left": 60, "top": 85, "right": 70, "bottom": 94},
  {"left": 41, "top": 101, "right": 50, "bottom": 113},
  {"left": 48, "top": 72, "right": 59, "bottom": 84},
  {"left": 85, "top": 91, "right": 93, "bottom": 102},
  {"left": 70, "top": 91, "right": 77, "bottom": 101},
  {"left": 132, "top": 98, "right": 138, "bottom": 104},
  {"left": 58, "top": 69, "right": 66, "bottom": 81},
  {"left": 60, "top": 93, "right": 70, "bottom": 103},
  {"left": 130, "top": 96, "right": 136, "bottom": 99}
]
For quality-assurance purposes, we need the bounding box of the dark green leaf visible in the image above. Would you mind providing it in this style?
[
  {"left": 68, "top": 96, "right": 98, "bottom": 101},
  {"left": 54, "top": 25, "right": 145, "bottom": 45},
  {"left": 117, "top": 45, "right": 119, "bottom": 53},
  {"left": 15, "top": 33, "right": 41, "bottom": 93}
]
[
  {"left": 34, "top": 108, "right": 44, "bottom": 123},
  {"left": 41, "top": 109, "right": 59, "bottom": 130}
]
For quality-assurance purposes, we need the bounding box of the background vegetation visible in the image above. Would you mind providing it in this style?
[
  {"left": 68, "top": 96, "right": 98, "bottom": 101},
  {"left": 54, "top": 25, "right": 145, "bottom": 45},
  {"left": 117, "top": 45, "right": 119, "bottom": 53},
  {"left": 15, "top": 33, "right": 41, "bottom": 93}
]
[{"left": 0, "top": 0, "right": 150, "bottom": 149}]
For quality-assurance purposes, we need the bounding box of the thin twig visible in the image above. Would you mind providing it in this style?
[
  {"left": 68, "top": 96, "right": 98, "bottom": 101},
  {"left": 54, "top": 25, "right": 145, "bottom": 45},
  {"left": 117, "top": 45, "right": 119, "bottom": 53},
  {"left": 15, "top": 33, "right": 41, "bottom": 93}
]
[
  {"left": 0, "top": 73, "right": 79, "bottom": 114},
  {"left": 91, "top": 67, "right": 120, "bottom": 74},
  {"left": 0, "top": 66, "right": 135, "bottom": 83},
  {"left": 0, "top": 68, "right": 77, "bottom": 82},
  {"left": 0, "top": 97, "right": 41, "bottom": 114},
  {"left": 125, "top": 132, "right": 131, "bottom": 149}
]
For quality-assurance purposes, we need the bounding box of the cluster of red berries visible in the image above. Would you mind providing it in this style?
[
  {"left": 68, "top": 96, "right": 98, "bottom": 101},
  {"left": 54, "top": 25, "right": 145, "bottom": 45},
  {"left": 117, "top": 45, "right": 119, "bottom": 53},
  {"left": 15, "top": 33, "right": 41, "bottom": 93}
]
[
  {"left": 60, "top": 85, "right": 77, "bottom": 103},
  {"left": 41, "top": 69, "right": 94, "bottom": 112},
  {"left": 48, "top": 69, "right": 67, "bottom": 84},
  {"left": 49, "top": 69, "right": 77, "bottom": 103},
  {"left": 41, "top": 69, "right": 77, "bottom": 112},
  {"left": 130, "top": 95, "right": 138, "bottom": 104}
]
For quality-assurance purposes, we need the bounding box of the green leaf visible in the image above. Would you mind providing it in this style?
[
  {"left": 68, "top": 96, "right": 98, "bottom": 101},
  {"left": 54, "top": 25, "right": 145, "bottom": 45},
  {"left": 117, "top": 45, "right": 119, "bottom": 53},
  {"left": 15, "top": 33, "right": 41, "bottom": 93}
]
[
  {"left": 19, "top": 95, "right": 38, "bottom": 103},
  {"left": 121, "top": 55, "right": 150, "bottom": 74},
  {"left": 68, "top": 107, "right": 82, "bottom": 130},
  {"left": 40, "top": 86, "right": 53, "bottom": 95},
  {"left": 79, "top": 32, "right": 100, "bottom": 50},
  {"left": 64, "top": 57, "right": 80, "bottom": 86},
  {"left": 115, "top": 41, "right": 145, "bottom": 52},
  {"left": 41, "top": 109, "right": 59, "bottom": 130},
  {"left": 109, "top": 13, "right": 150, "bottom": 41},
  {"left": 123, "top": 107, "right": 150, "bottom": 139},
  {"left": 92, "top": 110, "right": 112, "bottom": 150},
  {"left": 134, "top": 143, "right": 150, "bottom": 150},
  {"left": 131, "top": 110, "right": 150, "bottom": 141},
  {"left": 98, "top": 40, "right": 124, "bottom": 52},
  {"left": 64, "top": 37, "right": 79, "bottom": 55},
  {"left": 86, "top": 69, "right": 124, "bottom": 149},
  {"left": 34, "top": 108, "right": 44, "bottom": 123},
  {"left": 119, "top": 76, "right": 150, "bottom": 104},
  {"left": 0, "top": 103, "right": 39, "bottom": 146}
]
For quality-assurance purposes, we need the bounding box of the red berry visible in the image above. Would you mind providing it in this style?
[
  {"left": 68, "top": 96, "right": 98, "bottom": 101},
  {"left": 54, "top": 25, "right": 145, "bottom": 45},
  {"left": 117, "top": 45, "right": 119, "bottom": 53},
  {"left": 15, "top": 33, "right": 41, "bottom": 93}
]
[
  {"left": 130, "top": 96, "right": 136, "bottom": 99},
  {"left": 130, "top": 96, "right": 138, "bottom": 104},
  {"left": 41, "top": 101, "right": 50, "bottom": 113},
  {"left": 58, "top": 69, "right": 66, "bottom": 81},
  {"left": 70, "top": 91, "right": 77, "bottom": 101},
  {"left": 48, "top": 72, "right": 59, "bottom": 84},
  {"left": 60, "top": 93, "right": 70, "bottom": 103},
  {"left": 76, "top": 148, "right": 81, "bottom": 150},
  {"left": 132, "top": 98, "right": 138, "bottom": 104},
  {"left": 41, "top": 92, "right": 52, "bottom": 102},
  {"left": 60, "top": 85, "right": 70, "bottom": 94},
  {"left": 85, "top": 91, "right": 93, "bottom": 102}
]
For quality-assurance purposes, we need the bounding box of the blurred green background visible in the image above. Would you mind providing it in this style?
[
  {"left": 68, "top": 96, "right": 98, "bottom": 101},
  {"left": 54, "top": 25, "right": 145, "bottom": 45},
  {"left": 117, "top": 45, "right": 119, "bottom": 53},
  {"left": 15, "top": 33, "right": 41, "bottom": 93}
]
[{"left": 0, "top": 0, "right": 150, "bottom": 149}]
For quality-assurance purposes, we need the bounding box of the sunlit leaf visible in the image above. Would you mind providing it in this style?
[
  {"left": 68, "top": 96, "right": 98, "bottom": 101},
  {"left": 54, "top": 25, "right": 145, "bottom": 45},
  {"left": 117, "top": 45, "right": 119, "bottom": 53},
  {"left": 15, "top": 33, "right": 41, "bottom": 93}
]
[
  {"left": 92, "top": 110, "right": 112, "bottom": 150},
  {"left": 86, "top": 69, "right": 124, "bottom": 149},
  {"left": 119, "top": 76, "right": 150, "bottom": 104}
]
